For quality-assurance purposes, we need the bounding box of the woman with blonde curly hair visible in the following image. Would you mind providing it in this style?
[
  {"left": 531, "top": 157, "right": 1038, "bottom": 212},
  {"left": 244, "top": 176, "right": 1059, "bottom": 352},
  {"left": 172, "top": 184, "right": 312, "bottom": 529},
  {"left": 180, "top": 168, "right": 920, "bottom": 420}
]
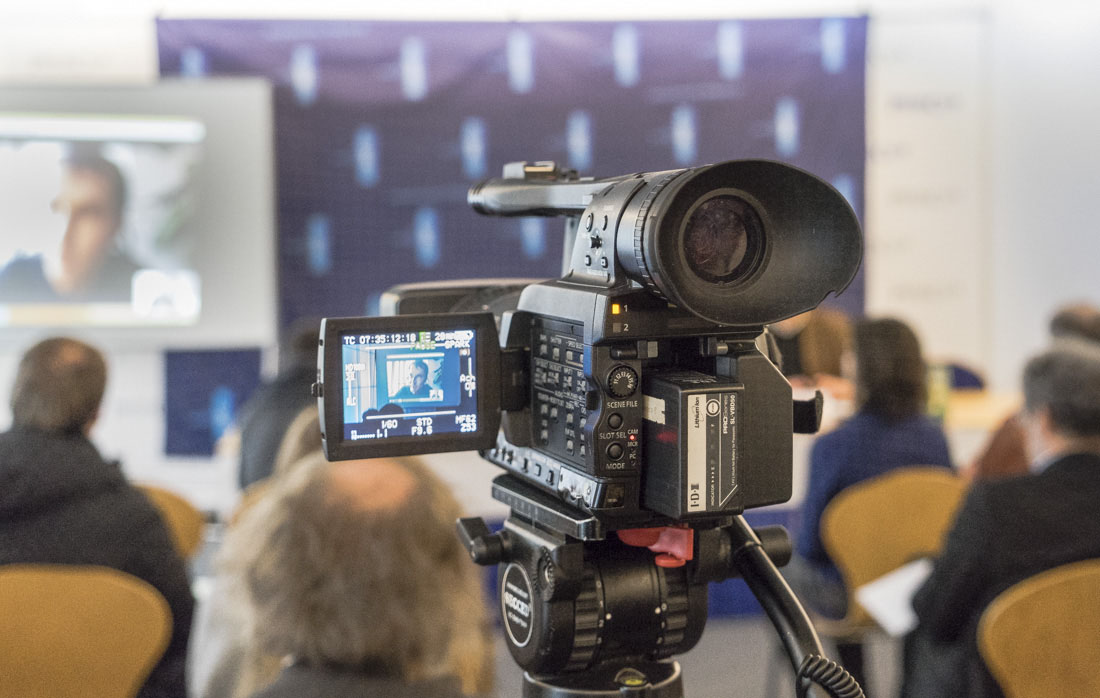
[
  {"left": 225, "top": 453, "right": 494, "bottom": 698},
  {"left": 190, "top": 405, "right": 493, "bottom": 698}
]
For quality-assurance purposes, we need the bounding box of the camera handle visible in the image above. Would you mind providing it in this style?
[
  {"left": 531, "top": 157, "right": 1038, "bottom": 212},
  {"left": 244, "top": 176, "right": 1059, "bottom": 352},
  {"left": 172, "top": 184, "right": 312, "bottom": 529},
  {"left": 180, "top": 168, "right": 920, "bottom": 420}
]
[{"left": 458, "top": 509, "right": 863, "bottom": 698}]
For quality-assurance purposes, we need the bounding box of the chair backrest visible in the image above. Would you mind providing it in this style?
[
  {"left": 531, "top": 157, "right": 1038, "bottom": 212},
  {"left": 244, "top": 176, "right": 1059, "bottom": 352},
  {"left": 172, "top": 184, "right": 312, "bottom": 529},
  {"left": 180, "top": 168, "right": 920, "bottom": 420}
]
[
  {"left": 0, "top": 564, "right": 172, "bottom": 698},
  {"left": 978, "top": 558, "right": 1100, "bottom": 698},
  {"left": 821, "top": 466, "right": 968, "bottom": 627},
  {"left": 138, "top": 483, "right": 206, "bottom": 559}
]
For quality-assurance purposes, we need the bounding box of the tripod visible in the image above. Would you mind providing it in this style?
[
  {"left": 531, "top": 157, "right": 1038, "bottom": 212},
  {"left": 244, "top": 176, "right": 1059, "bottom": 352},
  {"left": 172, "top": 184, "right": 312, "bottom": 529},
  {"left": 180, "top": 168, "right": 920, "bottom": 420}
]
[{"left": 458, "top": 475, "right": 864, "bottom": 698}]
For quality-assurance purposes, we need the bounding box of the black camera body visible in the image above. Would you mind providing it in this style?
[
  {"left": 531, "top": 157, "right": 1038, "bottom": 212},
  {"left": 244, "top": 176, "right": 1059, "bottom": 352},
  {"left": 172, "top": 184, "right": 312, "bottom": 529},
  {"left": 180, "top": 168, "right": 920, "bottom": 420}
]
[
  {"left": 317, "top": 158, "right": 864, "bottom": 693},
  {"left": 483, "top": 284, "right": 794, "bottom": 529},
  {"left": 317, "top": 159, "right": 861, "bottom": 534}
]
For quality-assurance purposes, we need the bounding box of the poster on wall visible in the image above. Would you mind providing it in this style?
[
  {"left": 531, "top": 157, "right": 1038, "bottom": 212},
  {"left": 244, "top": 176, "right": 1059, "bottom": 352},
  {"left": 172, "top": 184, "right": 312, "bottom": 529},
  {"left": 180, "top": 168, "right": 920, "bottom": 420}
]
[
  {"left": 156, "top": 17, "right": 868, "bottom": 327},
  {"left": 864, "top": 16, "right": 989, "bottom": 374},
  {"left": 163, "top": 348, "right": 261, "bottom": 457}
]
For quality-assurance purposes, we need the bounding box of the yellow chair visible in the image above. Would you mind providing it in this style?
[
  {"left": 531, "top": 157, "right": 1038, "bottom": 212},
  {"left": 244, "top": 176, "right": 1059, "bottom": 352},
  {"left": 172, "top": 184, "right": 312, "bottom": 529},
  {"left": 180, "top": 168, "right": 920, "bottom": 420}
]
[
  {"left": 138, "top": 483, "right": 206, "bottom": 559},
  {"left": 978, "top": 558, "right": 1100, "bottom": 698},
  {"left": 800, "top": 465, "right": 969, "bottom": 694},
  {"left": 820, "top": 466, "right": 968, "bottom": 630},
  {"left": 0, "top": 564, "right": 172, "bottom": 698}
]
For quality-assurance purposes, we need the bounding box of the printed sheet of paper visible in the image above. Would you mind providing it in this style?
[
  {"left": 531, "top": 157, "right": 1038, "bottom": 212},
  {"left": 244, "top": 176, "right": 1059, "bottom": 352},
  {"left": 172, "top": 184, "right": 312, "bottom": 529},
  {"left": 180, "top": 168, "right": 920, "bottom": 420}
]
[{"left": 855, "top": 558, "right": 934, "bottom": 636}]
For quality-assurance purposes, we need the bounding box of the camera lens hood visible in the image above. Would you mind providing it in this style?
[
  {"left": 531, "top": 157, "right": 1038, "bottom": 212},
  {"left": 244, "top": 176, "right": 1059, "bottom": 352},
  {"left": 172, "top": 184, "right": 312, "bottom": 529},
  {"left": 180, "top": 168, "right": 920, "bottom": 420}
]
[{"left": 620, "top": 160, "right": 862, "bottom": 327}]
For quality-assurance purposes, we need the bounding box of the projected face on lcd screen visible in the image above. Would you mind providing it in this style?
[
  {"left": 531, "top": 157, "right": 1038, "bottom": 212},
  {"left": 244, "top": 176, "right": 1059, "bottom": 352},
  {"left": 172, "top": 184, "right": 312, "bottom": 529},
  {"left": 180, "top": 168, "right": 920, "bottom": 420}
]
[
  {"left": 0, "top": 113, "right": 203, "bottom": 325},
  {"left": 340, "top": 328, "right": 479, "bottom": 442}
]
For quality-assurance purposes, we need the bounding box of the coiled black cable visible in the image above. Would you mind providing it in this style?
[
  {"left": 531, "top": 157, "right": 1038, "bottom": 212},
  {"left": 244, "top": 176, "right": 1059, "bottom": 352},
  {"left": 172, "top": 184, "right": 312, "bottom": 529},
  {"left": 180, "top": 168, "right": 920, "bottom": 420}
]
[
  {"left": 724, "top": 516, "right": 867, "bottom": 698},
  {"left": 796, "top": 654, "right": 865, "bottom": 698}
]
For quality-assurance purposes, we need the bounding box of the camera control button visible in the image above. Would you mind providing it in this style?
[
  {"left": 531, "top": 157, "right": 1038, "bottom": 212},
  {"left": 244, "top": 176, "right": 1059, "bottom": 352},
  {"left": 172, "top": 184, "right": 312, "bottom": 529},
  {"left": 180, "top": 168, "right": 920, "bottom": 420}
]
[
  {"left": 589, "top": 235, "right": 602, "bottom": 248},
  {"left": 607, "top": 366, "right": 638, "bottom": 397},
  {"left": 585, "top": 212, "right": 594, "bottom": 231},
  {"left": 585, "top": 390, "right": 601, "bottom": 411},
  {"left": 606, "top": 443, "right": 625, "bottom": 461},
  {"left": 610, "top": 345, "right": 638, "bottom": 360},
  {"left": 607, "top": 413, "right": 624, "bottom": 429}
]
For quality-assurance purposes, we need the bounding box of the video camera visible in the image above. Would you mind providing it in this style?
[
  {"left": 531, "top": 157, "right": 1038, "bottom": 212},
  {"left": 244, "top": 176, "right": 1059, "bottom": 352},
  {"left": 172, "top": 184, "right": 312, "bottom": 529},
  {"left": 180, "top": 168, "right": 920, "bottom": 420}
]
[{"left": 316, "top": 159, "right": 864, "bottom": 697}]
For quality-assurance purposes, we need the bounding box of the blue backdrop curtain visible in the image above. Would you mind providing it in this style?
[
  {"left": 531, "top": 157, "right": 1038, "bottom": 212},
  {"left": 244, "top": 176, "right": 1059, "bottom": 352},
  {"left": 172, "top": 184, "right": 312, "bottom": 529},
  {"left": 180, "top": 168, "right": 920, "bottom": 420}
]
[{"left": 157, "top": 17, "right": 867, "bottom": 329}]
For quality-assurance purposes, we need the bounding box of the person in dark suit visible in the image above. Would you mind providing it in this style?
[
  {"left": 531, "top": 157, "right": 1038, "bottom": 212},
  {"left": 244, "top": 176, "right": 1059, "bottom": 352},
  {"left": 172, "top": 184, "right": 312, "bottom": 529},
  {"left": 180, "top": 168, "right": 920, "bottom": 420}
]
[
  {"left": 965, "top": 302, "right": 1100, "bottom": 481},
  {"left": 903, "top": 339, "right": 1100, "bottom": 698},
  {"left": 236, "top": 318, "right": 321, "bottom": 489},
  {"left": 0, "top": 337, "right": 193, "bottom": 698}
]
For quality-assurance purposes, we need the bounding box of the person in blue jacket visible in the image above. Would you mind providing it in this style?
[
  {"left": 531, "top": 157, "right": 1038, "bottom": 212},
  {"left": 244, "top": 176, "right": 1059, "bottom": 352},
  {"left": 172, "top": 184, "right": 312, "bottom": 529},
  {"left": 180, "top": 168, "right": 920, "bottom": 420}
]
[{"left": 786, "top": 317, "right": 953, "bottom": 685}]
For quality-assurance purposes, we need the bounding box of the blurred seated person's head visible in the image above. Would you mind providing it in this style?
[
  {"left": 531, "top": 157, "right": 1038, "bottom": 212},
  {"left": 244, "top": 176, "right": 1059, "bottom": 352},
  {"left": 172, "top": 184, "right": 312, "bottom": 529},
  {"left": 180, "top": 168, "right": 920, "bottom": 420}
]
[
  {"left": 223, "top": 453, "right": 491, "bottom": 695},
  {"left": 1049, "top": 302, "right": 1100, "bottom": 344},
  {"left": 278, "top": 317, "right": 323, "bottom": 373},
  {"left": 1021, "top": 339, "right": 1100, "bottom": 466},
  {"left": 271, "top": 406, "right": 321, "bottom": 480},
  {"left": 231, "top": 406, "right": 322, "bottom": 524},
  {"left": 10, "top": 336, "right": 106, "bottom": 435},
  {"left": 853, "top": 317, "right": 927, "bottom": 422},
  {"left": 44, "top": 150, "right": 128, "bottom": 297},
  {"left": 768, "top": 308, "right": 852, "bottom": 392}
]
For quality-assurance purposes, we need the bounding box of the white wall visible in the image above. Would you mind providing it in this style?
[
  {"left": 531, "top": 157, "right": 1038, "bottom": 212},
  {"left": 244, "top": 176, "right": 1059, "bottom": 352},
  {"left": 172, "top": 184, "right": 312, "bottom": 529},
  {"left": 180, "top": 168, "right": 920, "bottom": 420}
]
[
  {"left": 1, "top": 0, "right": 1098, "bottom": 510},
  {"left": 989, "top": 2, "right": 1100, "bottom": 390},
  {"left": 864, "top": 9, "right": 992, "bottom": 376}
]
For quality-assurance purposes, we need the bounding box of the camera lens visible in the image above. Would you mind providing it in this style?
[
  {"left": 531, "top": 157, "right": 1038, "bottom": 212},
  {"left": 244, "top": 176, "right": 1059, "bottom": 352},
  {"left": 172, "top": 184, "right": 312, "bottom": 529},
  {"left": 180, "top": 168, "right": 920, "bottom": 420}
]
[
  {"left": 682, "top": 195, "right": 762, "bottom": 284},
  {"left": 611, "top": 160, "right": 861, "bottom": 326}
]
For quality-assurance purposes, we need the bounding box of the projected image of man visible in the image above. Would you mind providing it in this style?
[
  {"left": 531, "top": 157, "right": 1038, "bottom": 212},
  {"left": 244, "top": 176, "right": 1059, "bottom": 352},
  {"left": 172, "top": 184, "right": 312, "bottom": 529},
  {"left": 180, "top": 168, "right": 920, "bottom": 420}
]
[
  {"left": 0, "top": 148, "right": 139, "bottom": 302},
  {"left": 393, "top": 359, "right": 435, "bottom": 401}
]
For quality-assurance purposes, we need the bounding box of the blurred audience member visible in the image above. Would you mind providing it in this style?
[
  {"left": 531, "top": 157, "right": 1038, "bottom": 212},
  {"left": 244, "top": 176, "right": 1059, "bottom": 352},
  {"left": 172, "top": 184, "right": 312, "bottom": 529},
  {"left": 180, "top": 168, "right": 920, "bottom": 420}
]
[
  {"left": 786, "top": 318, "right": 952, "bottom": 685},
  {"left": 271, "top": 407, "right": 322, "bottom": 478},
  {"left": 221, "top": 454, "right": 493, "bottom": 698},
  {"left": 189, "top": 406, "right": 323, "bottom": 698},
  {"left": 0, "top": 337, "right": 193, "bottom": 698},
  {"left": 769, "top": 307, "right": 853, "bottom": 399},
  {"left": 237, "top": 317, "right": 321, "bottom": 489},
  {"left": 789, "top": 317, "right": 953, "bottom": 616},
  {"left": 966, "top": 302, "right": 1100, "bottom": 481},
  {"left": 1048, "top": 302, "right": 1100, "bottom": 342},
  {"left": 903, "top": 339, "right": 1100, "bottom": 698}
]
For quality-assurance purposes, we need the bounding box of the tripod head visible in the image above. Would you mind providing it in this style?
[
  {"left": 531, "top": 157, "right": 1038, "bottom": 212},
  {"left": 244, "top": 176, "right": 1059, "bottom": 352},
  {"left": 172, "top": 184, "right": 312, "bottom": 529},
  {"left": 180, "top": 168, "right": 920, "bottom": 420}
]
[{"left": 458, "top": 476, "right": 864, "bottom": 698}]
